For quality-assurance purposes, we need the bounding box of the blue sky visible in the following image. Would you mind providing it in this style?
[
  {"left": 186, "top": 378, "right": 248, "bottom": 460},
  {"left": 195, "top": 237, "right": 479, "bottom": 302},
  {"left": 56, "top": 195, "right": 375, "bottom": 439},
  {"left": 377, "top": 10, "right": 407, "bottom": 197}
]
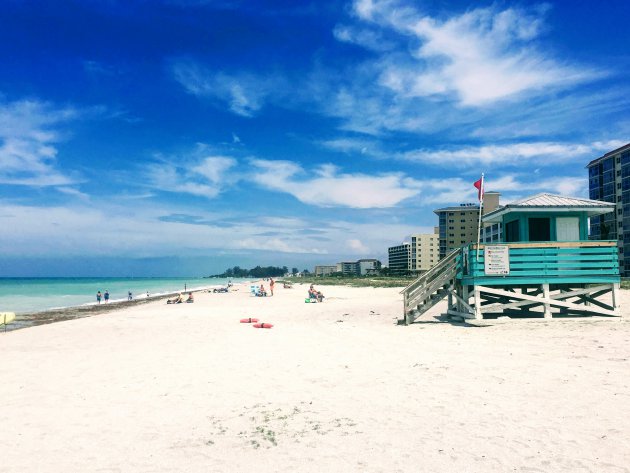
[{"left": 1, "top": 0, "right": 629, "bottom": 276}]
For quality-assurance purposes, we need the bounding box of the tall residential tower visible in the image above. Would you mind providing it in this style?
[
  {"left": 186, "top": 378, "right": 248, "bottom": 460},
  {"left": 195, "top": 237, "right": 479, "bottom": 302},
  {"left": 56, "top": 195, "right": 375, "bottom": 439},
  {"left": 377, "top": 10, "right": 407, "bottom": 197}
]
[{"left": 586, "top": 142, "right": 630, "bottom": 275}]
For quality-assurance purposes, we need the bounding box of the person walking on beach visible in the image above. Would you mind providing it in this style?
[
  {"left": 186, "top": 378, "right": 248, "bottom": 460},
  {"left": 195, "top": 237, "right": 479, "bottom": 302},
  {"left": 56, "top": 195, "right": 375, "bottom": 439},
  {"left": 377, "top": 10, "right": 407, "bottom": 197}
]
[
  {"left": 128, "top": 291, "right": 133, "bottom": 301},
  {"left": 104, "top": 290, "right": 110, "bottom": 303},
  {"left": 96, "top": 291, "right": 102, "bottom": 304},
  {"left": 269, "top": 278, "right": 275, "bottom": 296}
]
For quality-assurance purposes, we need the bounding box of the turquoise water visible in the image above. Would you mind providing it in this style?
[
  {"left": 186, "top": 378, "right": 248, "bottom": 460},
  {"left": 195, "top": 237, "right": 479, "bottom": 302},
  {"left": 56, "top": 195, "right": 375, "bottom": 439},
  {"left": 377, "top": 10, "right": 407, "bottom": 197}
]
[{"left": 0, "top": 277, "right": 246, "bottom": 313}]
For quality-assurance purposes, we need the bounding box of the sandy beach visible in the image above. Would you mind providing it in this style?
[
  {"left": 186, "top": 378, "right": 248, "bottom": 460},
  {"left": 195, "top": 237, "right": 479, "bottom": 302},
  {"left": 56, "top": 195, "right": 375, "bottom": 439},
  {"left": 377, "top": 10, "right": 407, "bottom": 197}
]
[{"left": 1, "top": 281, "right": 629, "bottom": 472}]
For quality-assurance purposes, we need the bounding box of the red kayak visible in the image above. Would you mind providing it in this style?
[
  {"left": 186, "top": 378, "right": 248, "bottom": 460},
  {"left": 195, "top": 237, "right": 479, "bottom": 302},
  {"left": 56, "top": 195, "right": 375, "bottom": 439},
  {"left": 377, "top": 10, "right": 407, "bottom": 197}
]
[
  {"left": 253, "top": 323, "right": 273, "bottom": 329},
  {"left": 240, "top": 318, "right": 259, "bottom": 323}
]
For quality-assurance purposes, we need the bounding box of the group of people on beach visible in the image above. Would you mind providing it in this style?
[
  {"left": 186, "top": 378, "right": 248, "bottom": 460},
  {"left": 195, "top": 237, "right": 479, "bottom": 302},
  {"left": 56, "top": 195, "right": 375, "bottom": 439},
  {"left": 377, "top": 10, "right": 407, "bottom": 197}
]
[
  {"left": 255, "top": 278, "right": 275, "bottom": 297},
  {"left": 96, "top": 280, "right": 319, "bottom": 305},
  {"left": 166, "top": 292, "right": 194, "bottom": 304},
  {"left": 96, "top": 290, "right": 109, "bottom": 304}
]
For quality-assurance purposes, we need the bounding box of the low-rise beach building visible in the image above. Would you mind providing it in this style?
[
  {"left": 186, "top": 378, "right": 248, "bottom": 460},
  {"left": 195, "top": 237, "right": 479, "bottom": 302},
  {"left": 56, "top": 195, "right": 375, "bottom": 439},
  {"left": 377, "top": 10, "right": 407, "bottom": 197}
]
[
  {"left": 314, "top": 265, "right": 337, "bottom": 277},
  {"left": 314, "top": 259, "right": 382, "bottom": 276},
  {"left": 357, "top": 258, "right": 381, "bottom": 275}
]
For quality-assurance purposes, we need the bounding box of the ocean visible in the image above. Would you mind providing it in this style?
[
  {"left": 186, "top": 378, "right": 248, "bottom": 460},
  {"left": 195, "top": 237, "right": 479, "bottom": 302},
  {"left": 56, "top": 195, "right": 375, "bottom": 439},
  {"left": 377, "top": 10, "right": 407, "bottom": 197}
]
[{"left": 0, "top": 277, "right": 246, "bottom": 313}]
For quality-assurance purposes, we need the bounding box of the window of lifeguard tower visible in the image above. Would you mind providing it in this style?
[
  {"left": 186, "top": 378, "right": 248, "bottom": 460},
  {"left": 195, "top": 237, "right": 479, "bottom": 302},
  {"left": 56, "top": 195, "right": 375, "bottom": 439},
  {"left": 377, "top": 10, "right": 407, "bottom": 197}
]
[
  {"left": 529, "top": 217, "right": 551, "bottom": 241},
  {"left": 504, "top": 220, "right": 520, "bottom": 242}
]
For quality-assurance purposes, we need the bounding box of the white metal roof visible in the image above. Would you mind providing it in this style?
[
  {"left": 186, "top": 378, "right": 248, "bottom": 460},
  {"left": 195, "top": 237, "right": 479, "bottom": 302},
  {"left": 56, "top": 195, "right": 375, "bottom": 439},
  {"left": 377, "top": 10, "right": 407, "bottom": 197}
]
[
  {"left": 509, "top": 193, "right": 613, "bottom": 207},
  {"left": 483, "top": 193, "right": 614, "bottom": 223}
]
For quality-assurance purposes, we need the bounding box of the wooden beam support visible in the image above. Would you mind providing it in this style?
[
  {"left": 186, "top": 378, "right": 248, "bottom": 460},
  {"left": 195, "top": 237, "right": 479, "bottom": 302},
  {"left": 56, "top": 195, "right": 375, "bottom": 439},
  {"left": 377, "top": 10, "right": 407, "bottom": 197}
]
[{"left": 474, "top": 285, "right": 618, "bottom": 317}]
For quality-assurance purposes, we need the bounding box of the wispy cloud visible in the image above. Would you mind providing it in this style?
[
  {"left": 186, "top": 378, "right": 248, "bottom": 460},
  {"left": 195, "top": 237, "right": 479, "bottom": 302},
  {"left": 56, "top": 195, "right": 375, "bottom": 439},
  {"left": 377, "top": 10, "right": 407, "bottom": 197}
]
[
  {"left": 56, "top": 187, "right": 90, "bottom": 200},
  {"left": 171, "top": 60, "right": 286, "bottom": 117},
  {"left": 415, "top": 173, "right": 589, "bottom": 206},
  {"left": 250, "top": 159, "right": 420, "bottom": 208},
  {"left": 145, "top": 153, "right": 237, "bottom": 199},
  {"left": 0, "top": 99, "right": 81, "bottom": 187},
  {"left": 83, "top": 60, "right": 120, "bottom": 76},
  {"left": 321, "top": 137, "right": 625, "bottom": 168},
  {"left": 304, "top": 0, "right": 616, "bottom": 136},
  {"left": 333, "top": 24, "right": 395, "bottom": 51},
  {"left": 351, "top": 1, "right": 600, "bottom": 106},
  {"left": 398, "top": 140, "right": 626, "bottom": 167}
]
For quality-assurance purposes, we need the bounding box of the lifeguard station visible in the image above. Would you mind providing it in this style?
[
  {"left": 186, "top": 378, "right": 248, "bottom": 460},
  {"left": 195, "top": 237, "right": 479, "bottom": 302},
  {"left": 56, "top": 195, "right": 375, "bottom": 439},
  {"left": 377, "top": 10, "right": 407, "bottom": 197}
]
[{"left": 402, "top": 193, "right": 621, "bottom": 323}]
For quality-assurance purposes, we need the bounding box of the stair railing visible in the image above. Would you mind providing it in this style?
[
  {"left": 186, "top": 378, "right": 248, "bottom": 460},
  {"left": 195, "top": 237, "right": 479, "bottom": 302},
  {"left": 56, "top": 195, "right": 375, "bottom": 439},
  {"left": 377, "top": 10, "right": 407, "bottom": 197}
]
[{"left": 401, "top": 248, "right": 460, "bottom": 323}]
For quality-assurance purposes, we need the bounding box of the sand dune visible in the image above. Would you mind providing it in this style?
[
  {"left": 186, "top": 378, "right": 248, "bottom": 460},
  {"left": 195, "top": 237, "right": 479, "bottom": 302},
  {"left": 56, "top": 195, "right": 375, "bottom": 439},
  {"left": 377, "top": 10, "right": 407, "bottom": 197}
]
[{"left": 1, "top": 282, "right": 629, "bottom": 472}]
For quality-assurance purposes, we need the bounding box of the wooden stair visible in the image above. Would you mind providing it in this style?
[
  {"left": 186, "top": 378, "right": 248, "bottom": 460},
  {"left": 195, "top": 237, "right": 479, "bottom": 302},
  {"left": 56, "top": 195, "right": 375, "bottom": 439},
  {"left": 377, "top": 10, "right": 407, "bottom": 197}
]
[{"left": 400, "top": 248, "right": 459, "bottom": 324}]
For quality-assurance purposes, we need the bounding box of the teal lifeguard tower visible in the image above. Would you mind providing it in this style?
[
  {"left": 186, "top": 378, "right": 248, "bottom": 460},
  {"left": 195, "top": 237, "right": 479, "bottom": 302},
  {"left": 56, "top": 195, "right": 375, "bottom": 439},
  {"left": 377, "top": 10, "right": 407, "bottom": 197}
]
[{"left": 402, "top": 193, "right": 621, "bottom": 322}]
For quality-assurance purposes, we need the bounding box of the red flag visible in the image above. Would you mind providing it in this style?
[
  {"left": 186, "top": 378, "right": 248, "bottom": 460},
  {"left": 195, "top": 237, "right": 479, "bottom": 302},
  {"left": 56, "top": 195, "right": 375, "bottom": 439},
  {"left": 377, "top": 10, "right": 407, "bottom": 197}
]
[{"left": 473, "top": 175, "right": 484, "bottom": 201}]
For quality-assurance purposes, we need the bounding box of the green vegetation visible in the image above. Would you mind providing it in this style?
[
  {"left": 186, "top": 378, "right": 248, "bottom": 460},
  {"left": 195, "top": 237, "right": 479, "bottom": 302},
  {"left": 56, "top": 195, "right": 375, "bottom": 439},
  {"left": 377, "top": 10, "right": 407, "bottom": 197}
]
[
  {"left": 209, "top": 265, "right": 289, "bottom": 278},
  {"left": 294, "top": 275, "right": 414, "bottom": 288}
]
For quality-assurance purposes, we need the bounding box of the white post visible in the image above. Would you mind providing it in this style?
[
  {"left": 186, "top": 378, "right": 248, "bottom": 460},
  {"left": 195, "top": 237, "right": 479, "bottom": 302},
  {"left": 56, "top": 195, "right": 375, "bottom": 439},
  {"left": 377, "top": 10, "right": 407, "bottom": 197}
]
[
  {"left": 543, "top": 283, "right": 552, "bottom": 319},
  {"left": 462, "top": 285, "right": 469, "bottom": 314},
  {"left": 476, "top": 173, "right": 484, "bottom": 262},
  {"left": 612, "top": 282, "right": 621, "bottom": 316},
  {"left": 474, "top": 287, "right": 482, "bottom": 320}
]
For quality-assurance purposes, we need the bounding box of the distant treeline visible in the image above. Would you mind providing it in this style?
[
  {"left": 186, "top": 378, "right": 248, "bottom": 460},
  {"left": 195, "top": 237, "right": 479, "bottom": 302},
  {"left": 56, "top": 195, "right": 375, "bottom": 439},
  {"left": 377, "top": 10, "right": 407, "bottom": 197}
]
[{"left": 210, "top": 265, "right": 305, "bottom": 278}]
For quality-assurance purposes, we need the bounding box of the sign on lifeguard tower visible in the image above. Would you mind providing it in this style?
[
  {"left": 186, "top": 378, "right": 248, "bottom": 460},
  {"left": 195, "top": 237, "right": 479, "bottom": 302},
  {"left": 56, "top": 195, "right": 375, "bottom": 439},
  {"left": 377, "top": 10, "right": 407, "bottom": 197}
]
[{"left": 484, "top": 245, "right": 510, "bottom": 275}]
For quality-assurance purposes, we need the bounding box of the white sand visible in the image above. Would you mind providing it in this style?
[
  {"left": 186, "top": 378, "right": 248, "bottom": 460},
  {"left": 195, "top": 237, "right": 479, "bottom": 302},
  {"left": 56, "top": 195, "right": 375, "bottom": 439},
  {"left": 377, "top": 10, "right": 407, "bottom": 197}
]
[{"left": 1, "top": 282, "right": 629, "bottom": 472}]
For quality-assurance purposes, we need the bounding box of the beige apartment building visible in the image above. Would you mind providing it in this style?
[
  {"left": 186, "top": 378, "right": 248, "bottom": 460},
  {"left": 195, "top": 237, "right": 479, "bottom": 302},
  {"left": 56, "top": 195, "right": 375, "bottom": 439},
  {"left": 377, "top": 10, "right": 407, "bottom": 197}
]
[
  {"left": 434, "top": 192, "right": 500, "bottom": 258},
  {"left": 387, "top": 230, "right": 439, "bottom": 274},
  {"left": 412, "top": 231, "right": 439, "bottom": 271},
  {"left": 314, "top": 265, "right": 337, "bottom": 276}
]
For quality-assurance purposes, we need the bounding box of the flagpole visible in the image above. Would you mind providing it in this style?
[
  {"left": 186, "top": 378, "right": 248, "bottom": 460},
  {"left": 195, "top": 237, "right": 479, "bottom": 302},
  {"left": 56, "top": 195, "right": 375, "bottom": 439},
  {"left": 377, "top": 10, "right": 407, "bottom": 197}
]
[{"left": 476, "top": 173, "right": 484, "bottom": 262}]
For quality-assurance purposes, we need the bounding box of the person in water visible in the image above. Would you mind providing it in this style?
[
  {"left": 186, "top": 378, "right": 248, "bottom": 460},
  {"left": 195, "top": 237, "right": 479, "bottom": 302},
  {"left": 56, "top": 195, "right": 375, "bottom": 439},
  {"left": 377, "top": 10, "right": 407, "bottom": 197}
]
[
  {"left": 104, "top": 290, "right": 110, "bottom": 303},
  {"left": 96, "top": 291, "right": 102, "bottom": 304}
]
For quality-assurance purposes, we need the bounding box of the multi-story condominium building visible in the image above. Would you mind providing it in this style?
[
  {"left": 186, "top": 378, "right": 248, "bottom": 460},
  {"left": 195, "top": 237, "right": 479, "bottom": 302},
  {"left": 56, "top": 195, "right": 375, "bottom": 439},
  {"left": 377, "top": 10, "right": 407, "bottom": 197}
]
[
  {"left": 314, "top": 265, "right": 337, "bottom": 276},
  {"left": 337, "top": 261, "right": 358, "bottom": 275},
  {"left": 387, "top": 231, "right": 439, "bottom": 274},
  {"left": 357, "top": 259, "right": 381, "bottom": 275},
  {"left": 434, "top": 192, "right": 500, "bottom": 258},
  {"left": 388, "top": 242, "right": 411, "bottom": 274},
  {"left": 587, "top": 142, "right": 630, "bottom": 274},
  {"left": 411, "top": 231, "right": 439, "bottom": 271},
  {"left": 315, "top": 259, "right": 382, "bottom": 276}
]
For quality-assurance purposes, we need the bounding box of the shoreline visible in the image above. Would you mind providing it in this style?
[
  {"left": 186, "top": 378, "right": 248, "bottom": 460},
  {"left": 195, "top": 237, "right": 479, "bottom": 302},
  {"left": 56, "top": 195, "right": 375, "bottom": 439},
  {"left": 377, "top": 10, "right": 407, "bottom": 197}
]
[{"left": 5, "top": 283, "right": 244, "bottom": 331}]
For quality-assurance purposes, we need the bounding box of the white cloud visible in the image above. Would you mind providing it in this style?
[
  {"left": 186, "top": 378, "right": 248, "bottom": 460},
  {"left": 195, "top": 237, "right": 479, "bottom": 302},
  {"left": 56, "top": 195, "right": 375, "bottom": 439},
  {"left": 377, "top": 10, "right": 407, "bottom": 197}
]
[
  {"left": 320, "top": 137, "right": 376, "bottom": 155},
  {"left": 250, "top": 158, "right": 420, "bottom": 208},
  {"left": 171, "top": 60, "right": 285, "bottom": 117},
  {"left": 333, "top": 24, "right": 394, "bottom": 51},
  {"left": 346, "top": 238, "right": 369, "bottom": 253},
  {"left": 145, "top": 154, "right": 237, "bottom": 199},
  {"left": 398, "top": 140, "right": 626, "bottom": 167},
  {"left": 0, "top": 99, "right": 80, "bottom": 187},
  {"left": 348, "top": 0, "right": 599, "bottom": 106},
  {"left": 235, "top": 237, "right": 328, "bottom": 254},
  {"left": 56, "top": 187, "right": 90, "bottom": 200}
]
